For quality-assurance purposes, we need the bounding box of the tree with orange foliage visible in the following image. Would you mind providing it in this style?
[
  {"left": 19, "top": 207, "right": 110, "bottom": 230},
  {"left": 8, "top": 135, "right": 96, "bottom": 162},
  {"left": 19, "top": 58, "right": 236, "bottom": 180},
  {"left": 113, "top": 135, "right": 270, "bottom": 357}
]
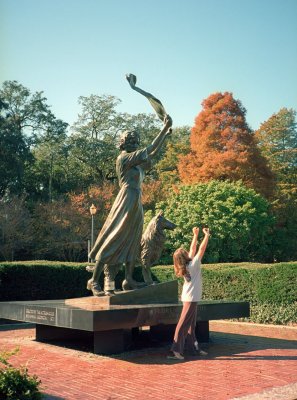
[
  {"left": 31, "top": 183, "right": 118, "bottom": 262},
  {"left": 178, "top": 92, "right": 274, "bottom": 197},
  {"left": 69, "top": 182, "right": 118, "bottom": 228},
  {"left": 142, "top": 180, "right": 167, "bottom": 211}
]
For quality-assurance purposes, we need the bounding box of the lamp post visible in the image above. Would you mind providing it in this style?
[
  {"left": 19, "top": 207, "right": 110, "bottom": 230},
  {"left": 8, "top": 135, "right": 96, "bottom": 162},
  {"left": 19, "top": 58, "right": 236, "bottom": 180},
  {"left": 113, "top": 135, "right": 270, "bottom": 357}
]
[{"left": 89, "top": 204, "right": 97, "bottom": 261}]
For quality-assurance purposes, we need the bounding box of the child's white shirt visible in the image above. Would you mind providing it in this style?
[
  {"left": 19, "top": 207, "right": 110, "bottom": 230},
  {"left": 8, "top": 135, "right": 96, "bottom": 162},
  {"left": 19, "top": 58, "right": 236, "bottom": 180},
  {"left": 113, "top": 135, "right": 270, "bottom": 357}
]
[{"left": 181, "top": 254, "right": 202, "bottom": 302}]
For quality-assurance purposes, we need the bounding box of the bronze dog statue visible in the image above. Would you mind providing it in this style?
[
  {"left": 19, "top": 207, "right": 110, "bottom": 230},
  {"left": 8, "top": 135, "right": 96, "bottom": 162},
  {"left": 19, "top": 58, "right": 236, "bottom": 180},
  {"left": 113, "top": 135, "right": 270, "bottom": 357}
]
[{"left": 140, "top": 211, "right": 176, "bottom": 284}]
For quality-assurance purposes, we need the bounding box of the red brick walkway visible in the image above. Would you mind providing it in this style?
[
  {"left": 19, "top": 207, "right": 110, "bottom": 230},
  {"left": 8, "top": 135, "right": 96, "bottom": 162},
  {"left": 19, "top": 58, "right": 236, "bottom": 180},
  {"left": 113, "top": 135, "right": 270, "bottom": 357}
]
[{"left": 0, "top": 321, "right": 296, "bottom": 400}]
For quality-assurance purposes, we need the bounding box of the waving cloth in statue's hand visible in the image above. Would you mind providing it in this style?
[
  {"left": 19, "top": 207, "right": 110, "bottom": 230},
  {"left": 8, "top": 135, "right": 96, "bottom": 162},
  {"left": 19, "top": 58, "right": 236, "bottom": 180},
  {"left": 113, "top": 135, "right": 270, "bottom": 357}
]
[{"left": 126, "top": 74, "right": 167, "bottom": 121}]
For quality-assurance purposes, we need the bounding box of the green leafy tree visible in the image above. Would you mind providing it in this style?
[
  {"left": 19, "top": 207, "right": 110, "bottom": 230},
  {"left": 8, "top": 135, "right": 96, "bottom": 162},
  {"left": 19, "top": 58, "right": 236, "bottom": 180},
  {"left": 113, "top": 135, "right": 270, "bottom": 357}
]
[
  {"left": 72, "top": 94, "right": 161, "bottom": 144},
  {"left": 157, "top": 180, "right": 274, "bottom": 263},
  {"left": 123, "top": 112, "right": 161, "bottom": 146},
  {"left": 0, "top": 195, "right": 34, "bottom": 261},
  {"left": 69, "top": 94, "right": 161, "bottom": 185},
  {"left": 271, "top": 186, "right": 297, "bottom": 261},
  {"left": 0, "top": 81, "right": 68, "bottom": 198},
  {"left": 72, "top": 94, "right": 123, "bottom": 139},
  {"left": 0, "top": 80, "right": 67, "bottom": 145},
  {"left": 156, "top": 126, "right": 190, "bottom": 185},
  {"left": 22, "top": 116, "right": 69, "bottom": 202},
  {"left": 255, "top": 108, "right": 297, "bottom": 261},
  {"left": 66, "top": 134, "right": 118, "bottom": 185},
  {"left": 0, "top": 100, "right": 33, "bottom": 196},
  {"left": 27, "top": 138, "right": 70, "bottom": 202},
  {"left": 255, "top": 108, "right": 297, "bottom": 184}
]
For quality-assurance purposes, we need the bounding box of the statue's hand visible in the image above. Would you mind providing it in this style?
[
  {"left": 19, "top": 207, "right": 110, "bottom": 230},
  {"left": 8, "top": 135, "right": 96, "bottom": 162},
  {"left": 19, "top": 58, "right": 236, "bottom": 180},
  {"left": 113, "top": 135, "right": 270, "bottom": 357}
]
[{"left": 126, "top": 73, "right": 137, "bottom": 88}]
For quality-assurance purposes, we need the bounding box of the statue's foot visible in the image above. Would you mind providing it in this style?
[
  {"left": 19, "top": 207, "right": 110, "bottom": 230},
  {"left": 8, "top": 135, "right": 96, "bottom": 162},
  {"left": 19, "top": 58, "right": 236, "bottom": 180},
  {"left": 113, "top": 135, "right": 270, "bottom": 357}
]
[
  {"left": 144, "top": 280, "right": 157, "bottom": 286},
  {"left": 86, "top": 265, "right": 95, "bottom": 272},
  {"left": 103, "top": 278, "right": 116, "bottom": 296},
  {"left": 104, "top": 289, "right": 115, "bottom": 296},
  {"left": 122, "top": 279, "right": 147, "bottom": 291},
  {"left": 87, "top": 279, "right": 103, "bottom": 297}
]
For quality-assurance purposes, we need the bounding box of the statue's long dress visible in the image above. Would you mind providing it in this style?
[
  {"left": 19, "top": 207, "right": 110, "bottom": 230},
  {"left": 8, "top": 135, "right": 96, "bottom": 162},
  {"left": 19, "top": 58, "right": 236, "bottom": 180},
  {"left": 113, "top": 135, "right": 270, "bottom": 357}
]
[{"left": 89, "top": 148, "right": 149, "bottom": 265}]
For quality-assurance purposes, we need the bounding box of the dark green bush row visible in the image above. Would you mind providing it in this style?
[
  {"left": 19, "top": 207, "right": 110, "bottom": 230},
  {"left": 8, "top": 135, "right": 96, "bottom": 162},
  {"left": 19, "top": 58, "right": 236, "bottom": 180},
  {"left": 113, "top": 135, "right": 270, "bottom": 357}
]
[
  {"left": 0, "top": 261, "right": 141, "bottom": 301},
  {"left": 202, "top": 262, "right": 297, "bottom": 305},
  {"left": 0, "top": 261, "right": 90, "bottom": 301},
  {"left": 153, "top": 262, "right": 296, "bottom": 303},
  {"left": 0, "top": 261, "right": 296, "bottom": 325}
]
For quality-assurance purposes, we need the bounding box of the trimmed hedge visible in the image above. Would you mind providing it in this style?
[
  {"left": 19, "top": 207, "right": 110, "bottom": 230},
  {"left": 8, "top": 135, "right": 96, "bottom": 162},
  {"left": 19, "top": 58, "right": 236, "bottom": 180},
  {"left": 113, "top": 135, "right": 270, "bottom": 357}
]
[
  {"left": 151, "top": 262, "right": 297, "bottom": 325},
  {"left": 0, "top": 261, "right": 141, "bottom": 301},
  {"left": 0, "top": 261, "right": 90, "bottom": 301},
  {"left": 0, "top": 261, "right": 296, "bottom": 325}
]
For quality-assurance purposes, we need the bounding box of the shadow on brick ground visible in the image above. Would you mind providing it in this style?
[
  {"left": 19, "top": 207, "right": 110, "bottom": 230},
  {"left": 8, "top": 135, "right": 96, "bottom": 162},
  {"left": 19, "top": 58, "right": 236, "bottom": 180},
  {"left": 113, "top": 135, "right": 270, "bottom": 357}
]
[
  {"left": 109, "top": 330, "right": 297, "bottom": 365},
  {"left": 211, "top": 331, "right": 297, "bottom": 356}
]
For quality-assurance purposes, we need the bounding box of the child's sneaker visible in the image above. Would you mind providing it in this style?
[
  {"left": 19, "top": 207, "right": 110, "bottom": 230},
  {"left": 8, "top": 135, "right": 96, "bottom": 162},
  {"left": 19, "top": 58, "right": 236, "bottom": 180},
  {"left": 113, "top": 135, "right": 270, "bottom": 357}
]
[
  {"left": 196, "top": 349, "right": 208, "bottom": 356},
  {"left": 167, "top": 351, "right": 184, "bottom": 360}
]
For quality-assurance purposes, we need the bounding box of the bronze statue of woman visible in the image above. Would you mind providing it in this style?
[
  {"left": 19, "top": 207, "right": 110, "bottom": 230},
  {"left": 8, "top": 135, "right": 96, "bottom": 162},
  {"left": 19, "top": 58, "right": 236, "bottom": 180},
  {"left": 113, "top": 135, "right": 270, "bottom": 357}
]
[{"left": 87, "top": 115, "right": 173, "bottom": 296}]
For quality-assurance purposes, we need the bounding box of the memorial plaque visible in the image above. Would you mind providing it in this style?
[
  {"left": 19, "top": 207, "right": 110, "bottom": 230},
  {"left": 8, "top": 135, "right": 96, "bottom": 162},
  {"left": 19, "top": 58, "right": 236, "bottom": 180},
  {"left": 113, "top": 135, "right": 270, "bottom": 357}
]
[
  {"left": 146, "top": 306, "right": 178, "bottom": 323},
  {"left": 25, "top": 306, "right": 56, "bottom": 325},
  {"left": 132, "top": 305, "right": 179, "bottom": 328}
]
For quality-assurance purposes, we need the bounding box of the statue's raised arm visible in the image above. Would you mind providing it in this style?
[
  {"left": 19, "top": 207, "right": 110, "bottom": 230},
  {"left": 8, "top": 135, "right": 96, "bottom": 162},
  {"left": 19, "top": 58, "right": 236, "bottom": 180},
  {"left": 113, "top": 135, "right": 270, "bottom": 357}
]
[{"left": 126, "top": 73, "right": 167, "bottom": 121}]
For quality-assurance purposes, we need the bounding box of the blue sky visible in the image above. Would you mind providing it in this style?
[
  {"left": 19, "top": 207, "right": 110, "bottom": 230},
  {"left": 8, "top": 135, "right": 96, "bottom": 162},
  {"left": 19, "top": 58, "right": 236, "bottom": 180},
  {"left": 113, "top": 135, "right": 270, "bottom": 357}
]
[{"left": 1, "top": 0, "right": 296, "bottom": 130}]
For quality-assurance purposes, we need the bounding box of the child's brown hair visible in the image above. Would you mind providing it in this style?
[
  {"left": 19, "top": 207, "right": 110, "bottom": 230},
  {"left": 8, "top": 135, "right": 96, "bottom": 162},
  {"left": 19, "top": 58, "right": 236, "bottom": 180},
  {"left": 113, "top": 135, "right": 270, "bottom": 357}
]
[{"left": 173, "top": 248, "right": 192, "bottom": 278}]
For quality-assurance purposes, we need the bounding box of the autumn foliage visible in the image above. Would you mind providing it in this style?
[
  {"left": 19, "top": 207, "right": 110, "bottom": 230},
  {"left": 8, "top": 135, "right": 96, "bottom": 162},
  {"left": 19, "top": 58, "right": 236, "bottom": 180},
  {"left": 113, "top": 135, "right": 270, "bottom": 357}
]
[
  {"left": 69, "top": 182, "right": 117, "bottom": 217},
  {"left": 178, "top": 92, "right": 274, "bottom": 197},
  {"left": 141, "top": 179, "right": 169, "bottom": 211}
]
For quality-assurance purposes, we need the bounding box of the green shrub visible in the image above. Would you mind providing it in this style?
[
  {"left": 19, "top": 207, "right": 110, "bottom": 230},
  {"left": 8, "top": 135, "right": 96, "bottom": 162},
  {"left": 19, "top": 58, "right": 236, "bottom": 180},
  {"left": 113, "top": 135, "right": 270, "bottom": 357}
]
[
  {"left": 0, "top": 348, "right": 43, "bottom": 400},
  {"left": 156, "top": 180, "right": 275, "bottom": 263},
  {"left": 250, "top": 303, "right": 297, "bottom": 325}
]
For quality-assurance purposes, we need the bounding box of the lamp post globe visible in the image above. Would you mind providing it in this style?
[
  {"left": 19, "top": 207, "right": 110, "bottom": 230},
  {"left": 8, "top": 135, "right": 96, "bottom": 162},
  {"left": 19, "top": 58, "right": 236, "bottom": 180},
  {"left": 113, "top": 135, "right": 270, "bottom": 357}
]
[
  {"left": 90, "top": 204, "right": 97, "bottom": 216},
  {"left": 89, "top": 204, "right": 97, "bottom": 252}
]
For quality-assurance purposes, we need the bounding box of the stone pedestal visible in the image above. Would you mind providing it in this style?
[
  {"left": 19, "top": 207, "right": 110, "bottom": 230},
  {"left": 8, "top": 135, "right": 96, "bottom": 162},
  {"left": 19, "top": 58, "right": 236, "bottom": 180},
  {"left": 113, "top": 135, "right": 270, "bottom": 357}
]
[
  {"left": 195, "top": 321, "right": 209, "bottom": 342},
  {"left": 0, "top": 292, "right": 250, "bottom": 355},
  {"left": 36, "top": 324, "right": 132, "bottom": 354},
  {"left": 150, "top": 323, "right": 176, "bottom": 341}
]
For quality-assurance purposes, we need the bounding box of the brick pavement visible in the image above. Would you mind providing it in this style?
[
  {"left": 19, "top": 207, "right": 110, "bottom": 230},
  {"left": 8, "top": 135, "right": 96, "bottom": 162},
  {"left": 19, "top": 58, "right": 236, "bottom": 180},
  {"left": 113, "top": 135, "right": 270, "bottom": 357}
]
[{"left": 0, "top": 321, "right": 296, "bottom": 400}]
